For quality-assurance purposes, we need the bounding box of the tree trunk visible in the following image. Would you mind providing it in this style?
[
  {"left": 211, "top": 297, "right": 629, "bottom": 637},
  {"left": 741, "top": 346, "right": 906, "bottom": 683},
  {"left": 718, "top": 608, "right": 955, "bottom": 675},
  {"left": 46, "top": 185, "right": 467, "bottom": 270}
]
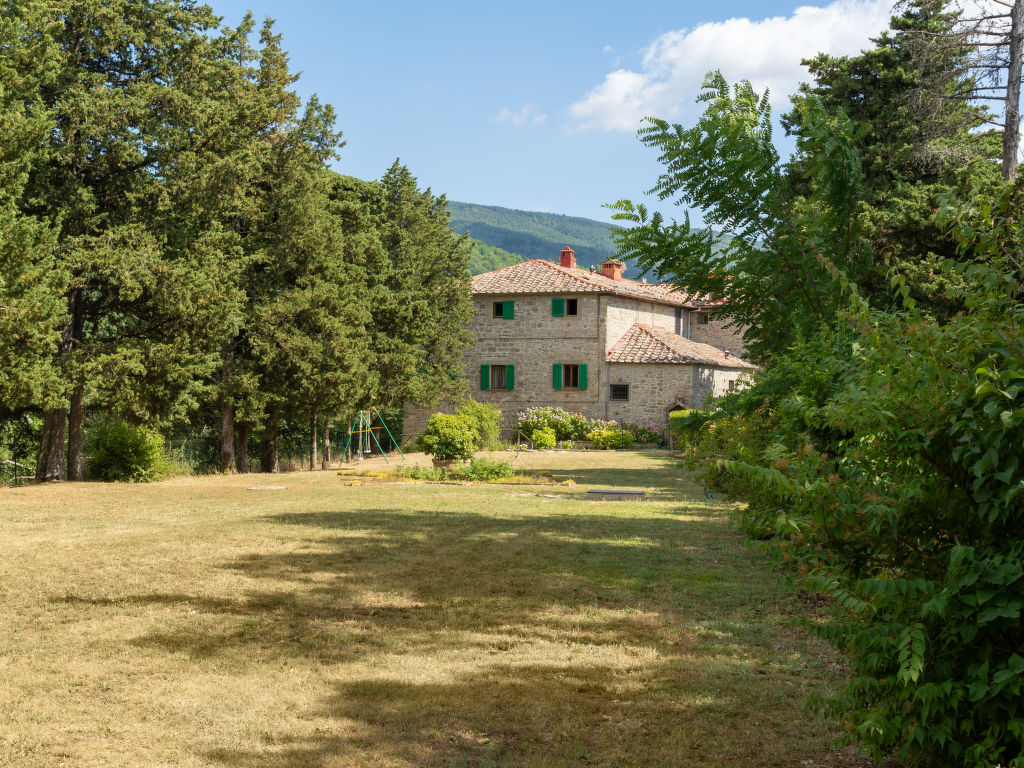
[
  {"left": 66, "top": 386, "right": 84, "bottom": 481},
  {"left": 260, "top": 406, "right": 279, "bottom": 473},
  {"left": 220, "top": 399, "right": 236, "bottom": 473},
  {"left": 36, "top": 308, "right": 74, "bottom": 483},
  {"left": 235, "top": 422, "right": 250, "bottom": 473},
  {"left": 321, "top": 421, "right": 331, "bottom": 469},
  {"left": 1004, "top": 0, "right": 1023, "bottom": 180},
  {"left": 309, "top": 414, "right": 318, "bottom": 471},
  {"left": 35, "top": 408, "right": 67, "bottom": 482}
]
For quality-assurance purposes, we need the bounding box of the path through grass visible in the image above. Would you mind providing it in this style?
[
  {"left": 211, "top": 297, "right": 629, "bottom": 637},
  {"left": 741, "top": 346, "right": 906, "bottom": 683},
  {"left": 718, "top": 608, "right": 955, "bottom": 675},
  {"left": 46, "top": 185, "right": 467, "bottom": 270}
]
[{"left": 1, "top": 450, "right": 875, "bottom": 767}]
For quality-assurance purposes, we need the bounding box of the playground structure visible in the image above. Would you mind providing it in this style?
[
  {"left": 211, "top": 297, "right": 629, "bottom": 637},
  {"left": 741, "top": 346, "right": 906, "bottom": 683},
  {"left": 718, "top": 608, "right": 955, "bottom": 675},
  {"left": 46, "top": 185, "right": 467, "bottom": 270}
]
[{"left": 341, "top": 409, "right": 404, "bottom": 464}]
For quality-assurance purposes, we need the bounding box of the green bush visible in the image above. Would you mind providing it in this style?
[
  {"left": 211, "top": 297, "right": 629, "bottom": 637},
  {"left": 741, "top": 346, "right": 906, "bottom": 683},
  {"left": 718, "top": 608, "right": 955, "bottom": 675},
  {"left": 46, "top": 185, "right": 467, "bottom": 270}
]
[
  {"left": 393, "top": 457, "right": 513, "bottom": 482},
  {"left": 517, "top": 407, "right": 590, "bottom": 441},
  {"left": 531, "top": 426, "right": 556, "bottom": 449},
  {"left": 456, "top": 399, "right": 503, "bottom": 450},
  {"left": 456, "top": 457, "right": 513, "bottom": 481},
  {"left": 416, "top": 413, "right": 478, "bottom": 462},
  {"left": 586, "top": 427, "right": 635, "bottom": 450},
  {"left": 86, "top": 420, "right": 170, "bottom": 482}
]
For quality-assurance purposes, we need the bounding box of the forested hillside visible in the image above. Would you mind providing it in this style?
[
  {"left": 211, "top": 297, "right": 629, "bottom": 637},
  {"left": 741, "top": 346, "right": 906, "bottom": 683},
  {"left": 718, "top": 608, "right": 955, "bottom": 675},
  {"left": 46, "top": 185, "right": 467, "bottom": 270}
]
[
  {"left": 450, "top": 201, "right": 619, "bottom": 269},
  {"left": 468, "top": 240, "right": 521, "bottom": 274}
]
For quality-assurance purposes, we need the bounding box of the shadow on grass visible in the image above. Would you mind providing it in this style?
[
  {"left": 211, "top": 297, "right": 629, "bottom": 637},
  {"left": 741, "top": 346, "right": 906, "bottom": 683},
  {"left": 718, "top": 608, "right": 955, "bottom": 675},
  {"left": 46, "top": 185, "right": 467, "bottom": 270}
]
[{"left": 55, "top": 493, "right": 856, "bottom": 766}]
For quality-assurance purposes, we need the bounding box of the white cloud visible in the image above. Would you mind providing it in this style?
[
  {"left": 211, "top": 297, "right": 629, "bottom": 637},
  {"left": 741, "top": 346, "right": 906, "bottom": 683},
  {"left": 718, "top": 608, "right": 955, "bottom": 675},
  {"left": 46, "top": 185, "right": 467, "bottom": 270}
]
[
  {"left": 495, "top": 103, "right": 548, "bottom": 126},
  {"left": 569, "top": 0, "right": 893, "bottom": 132}
]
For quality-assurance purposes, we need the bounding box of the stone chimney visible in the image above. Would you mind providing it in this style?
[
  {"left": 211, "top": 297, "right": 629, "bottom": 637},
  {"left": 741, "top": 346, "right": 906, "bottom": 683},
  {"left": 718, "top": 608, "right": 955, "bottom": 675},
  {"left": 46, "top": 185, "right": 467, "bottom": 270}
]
[
  {"left": 600, "top": 258, "right": 625, "bottom": 281},
  {"left": 559, "top": 246, "right": 576, "bottom": 269}
]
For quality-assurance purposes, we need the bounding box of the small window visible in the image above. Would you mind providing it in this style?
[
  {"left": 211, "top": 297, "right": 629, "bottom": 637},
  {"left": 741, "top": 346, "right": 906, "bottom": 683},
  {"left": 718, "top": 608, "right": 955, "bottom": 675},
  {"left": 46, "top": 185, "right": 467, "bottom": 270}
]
[
  {"left": 493, "top": 300, "right": 514, "bottom": 319},
  {"left": 610, "top": 384, "right": 629, "bottom": 401},
  {"left": 696, "top": 313, "right": 710, "bottom": 325},
  {"left": 566, "top": 298, "right": 578, "bottom": 315},
  {"left": 491, "top": 366, "right": 506, "bottom": 389},
  {"left": 727, "top": 379, "right": 735, "bottom": 391},
  {"left": 564, "top": 364, "right": 579, "bottom": 388},
  {"left": 480, "top": 364, "right": 514, "bottom": 391},
  {"left": 552, "top": 363, "right": 587, "bottom": 390}
]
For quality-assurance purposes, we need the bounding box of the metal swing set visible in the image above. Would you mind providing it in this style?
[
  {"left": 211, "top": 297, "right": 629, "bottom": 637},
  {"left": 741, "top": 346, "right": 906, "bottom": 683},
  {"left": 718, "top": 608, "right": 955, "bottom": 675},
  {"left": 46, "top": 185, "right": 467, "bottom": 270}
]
[{"left": 340, "top": 408, "right": 404, "bottom": 464}]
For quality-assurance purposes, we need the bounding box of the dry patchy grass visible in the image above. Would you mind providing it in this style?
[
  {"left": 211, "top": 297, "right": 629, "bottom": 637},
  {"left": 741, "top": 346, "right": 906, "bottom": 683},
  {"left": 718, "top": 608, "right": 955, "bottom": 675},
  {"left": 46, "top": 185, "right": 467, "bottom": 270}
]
[{"left": 0, "top": 450, "right": 882, "bottom": 767}]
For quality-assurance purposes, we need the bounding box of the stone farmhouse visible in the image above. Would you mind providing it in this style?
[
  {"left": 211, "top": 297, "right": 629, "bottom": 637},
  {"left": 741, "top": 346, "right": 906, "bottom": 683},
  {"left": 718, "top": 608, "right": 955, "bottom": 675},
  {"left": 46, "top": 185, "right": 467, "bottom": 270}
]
[{"left": 403, "top": 247, "right": 755, "bottom": 441}]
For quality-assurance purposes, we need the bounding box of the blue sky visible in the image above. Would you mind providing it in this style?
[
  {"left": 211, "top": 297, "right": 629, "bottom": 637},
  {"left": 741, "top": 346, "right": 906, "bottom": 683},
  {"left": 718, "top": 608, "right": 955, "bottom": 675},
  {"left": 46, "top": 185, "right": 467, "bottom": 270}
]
[{"left": 206, "top": 0, "right": 894, "bottom": 223}]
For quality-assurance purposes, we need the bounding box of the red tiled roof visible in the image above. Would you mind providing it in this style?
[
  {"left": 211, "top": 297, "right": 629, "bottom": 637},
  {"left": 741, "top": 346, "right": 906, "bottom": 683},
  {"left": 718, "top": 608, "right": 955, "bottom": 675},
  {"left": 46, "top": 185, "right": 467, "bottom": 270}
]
[
  {"left": 471, "top": 259, "right": 709, "bottom": 308},
  {"left": 607, "top": 323, "right": 756, "bottom": 369}
]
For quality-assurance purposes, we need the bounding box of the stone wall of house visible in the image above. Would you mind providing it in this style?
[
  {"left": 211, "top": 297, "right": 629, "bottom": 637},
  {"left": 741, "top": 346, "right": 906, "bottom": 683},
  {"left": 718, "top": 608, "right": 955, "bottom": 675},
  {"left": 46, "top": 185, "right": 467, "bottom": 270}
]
[
  {"left": 401, "top": 292, "right": 754, "bottom": 442},
  {"left": 405, "top": 294, "right": 608, "bottom": 440},
  {"left": 605, "top": 363, "right": 695, "bottom": 427},
  {"left": 690, "top": 312, "right": 747, "bottom": 357},
  {"left": 602, "top": 295, "right": 681, "bottom": 352}
]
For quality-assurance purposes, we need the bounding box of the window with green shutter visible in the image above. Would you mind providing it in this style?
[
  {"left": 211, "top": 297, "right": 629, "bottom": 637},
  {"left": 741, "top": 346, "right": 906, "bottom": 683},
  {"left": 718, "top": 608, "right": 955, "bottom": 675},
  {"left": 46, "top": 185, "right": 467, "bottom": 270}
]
[
  {"left": 551, "top": 297, "right": 565, "bottom": 316},
  {"left": 554, "top": 363, "right": 587, "bottom": 390},
  {"left": 492, "top": 300, "right": 514, "bottom": 319},
  {"left": 481, "top": 363, "right": 513, "bottom": 390}
]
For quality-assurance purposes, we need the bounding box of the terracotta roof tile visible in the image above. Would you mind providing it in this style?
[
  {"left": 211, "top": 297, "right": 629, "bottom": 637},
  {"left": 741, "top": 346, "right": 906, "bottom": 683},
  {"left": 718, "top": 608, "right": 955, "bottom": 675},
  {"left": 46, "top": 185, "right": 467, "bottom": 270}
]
[
  {"left": 607, "top": 323, "right": 756, "bottom": 369},
  {"left": 471, "top": 259, "right": 704, "bottom": 308}
]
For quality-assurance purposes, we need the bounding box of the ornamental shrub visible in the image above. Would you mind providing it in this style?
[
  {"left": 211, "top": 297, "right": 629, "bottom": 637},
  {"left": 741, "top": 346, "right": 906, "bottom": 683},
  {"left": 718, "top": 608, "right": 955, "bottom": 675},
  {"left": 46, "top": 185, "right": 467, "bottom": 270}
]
[
  {"left": 456, "top": 399, "right": 503, "bottom": 450},
  {"left": 86, "top": 420, "right": 169, "bottom": 482},
  {"left": 517, "top": 407, "right": 590, "bottom": 441},
  {"left": 531, "top": 426, "right": 556, "bottom": 449},
  {"left": 416, "top": 414, "right": 478, "bottom": 462},
  {"left": 586, "top": 427, "right": 635, "bottom": 450},
  {"left": 621, "top": 421, "right": 661, "bottom": 442}
]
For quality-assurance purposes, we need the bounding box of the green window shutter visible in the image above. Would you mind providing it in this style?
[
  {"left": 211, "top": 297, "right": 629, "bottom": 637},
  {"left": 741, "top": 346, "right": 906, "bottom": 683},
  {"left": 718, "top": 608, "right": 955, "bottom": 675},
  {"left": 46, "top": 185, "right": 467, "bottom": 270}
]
[
  {"left": 552, "top": 297, "right": 565, "bottom": 316},
  {"left": 579, "top": 364, "right": 588, "bottom": 390},
  {"left": 552, "top": 363, "right": 562, "bottom": 390},
  {"left": 502, "top": 300, "right": 514, "bottom": 319},
  {"left": 505, "top": 364, "right": 515, "bottom": 391},
  {"left": 480, "top": 364, "right": 490, "bottom": 390}
]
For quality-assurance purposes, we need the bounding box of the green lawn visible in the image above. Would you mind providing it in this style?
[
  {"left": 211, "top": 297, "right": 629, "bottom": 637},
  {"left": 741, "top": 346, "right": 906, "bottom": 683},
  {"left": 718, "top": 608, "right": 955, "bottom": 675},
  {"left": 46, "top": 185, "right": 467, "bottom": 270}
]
[{"left": 0, "top": 450, "right": 882, "bottom": 767}]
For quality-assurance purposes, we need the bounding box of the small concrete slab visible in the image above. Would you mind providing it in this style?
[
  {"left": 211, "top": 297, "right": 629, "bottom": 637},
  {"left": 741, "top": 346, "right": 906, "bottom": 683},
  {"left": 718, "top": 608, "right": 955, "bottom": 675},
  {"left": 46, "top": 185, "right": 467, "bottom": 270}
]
[{"left": 247, "top": 486, "right": 286, "bottom": 491}]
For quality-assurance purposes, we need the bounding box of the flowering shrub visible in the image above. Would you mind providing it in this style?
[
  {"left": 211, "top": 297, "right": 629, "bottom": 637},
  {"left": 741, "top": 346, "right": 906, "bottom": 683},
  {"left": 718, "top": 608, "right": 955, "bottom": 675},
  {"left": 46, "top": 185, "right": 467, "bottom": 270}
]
[
  {"left": 516, "top": 407, "right": 590, "bottom": 441},
  {"left": 586, "top": 427, "right": 635, "bottom": 450},
  {"left": 621, "top": 421, "right": 661, "bottom": 442}
]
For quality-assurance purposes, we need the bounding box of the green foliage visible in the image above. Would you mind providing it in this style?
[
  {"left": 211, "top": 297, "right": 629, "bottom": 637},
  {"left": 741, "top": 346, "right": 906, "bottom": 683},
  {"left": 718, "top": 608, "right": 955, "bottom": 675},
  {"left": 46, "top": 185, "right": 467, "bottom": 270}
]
[
  {"left": 516, "top": 407, "right": 591, "bottom": 441},
  {"left": 86, "top": 421, "right": 170, "bottom": 483},
  {"left": 586, "top": 428, "right": 635, "bottom": 450},
  {"left": 416, "top": 413, "right": 478, "bottom": 462},
  {"left": 468, "top": 239, "right": 521, "bottom": 274},
  {"left": 456, "top": 399, "right": 503, "bottom": 450},
  {"left": 531, "top": 426, "right": 557, "bottom": 450},
  {"left": 393, "top": 457, "right": 513, "bottom": 482},
  {"left": 610, "top": 72, "right": 868, "bottom": 363},
  {"left": 620, "top": 421, "right": 661, "bottom": 442},
  {"left": 681, "top": 185, "right": 1024, "bottom": 765},
  {"left": 456, "top": 457, "right": 514, "bottom": 481}
]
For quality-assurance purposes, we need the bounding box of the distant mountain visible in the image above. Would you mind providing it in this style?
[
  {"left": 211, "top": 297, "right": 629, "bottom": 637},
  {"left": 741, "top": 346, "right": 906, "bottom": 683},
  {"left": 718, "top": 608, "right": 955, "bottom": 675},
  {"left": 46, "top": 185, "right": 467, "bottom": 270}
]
[
  {"left": 450, "top": 201, "right": 620, "bottom": 273},
  {"left": 452, "top": 200, "right": 733, "bottom": 278}
]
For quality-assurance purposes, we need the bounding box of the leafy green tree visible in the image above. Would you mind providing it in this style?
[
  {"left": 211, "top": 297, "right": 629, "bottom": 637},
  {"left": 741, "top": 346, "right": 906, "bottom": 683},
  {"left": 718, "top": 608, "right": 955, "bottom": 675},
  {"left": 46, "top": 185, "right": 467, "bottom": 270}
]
[
  {"left": 0, "top": 2, "right": 64, "bottom": 417},
  {"left": 20, "top": 1, "right": 245, "bottom": 481},
  {"left": 610, "top": 73, "right": 869, "bottom": 363},
  {"left": 784, "top": 0, "right": 1003, "bottom": 315},
  {"left": 364, "top": 161, "right": 473, "bottom": 411}
]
